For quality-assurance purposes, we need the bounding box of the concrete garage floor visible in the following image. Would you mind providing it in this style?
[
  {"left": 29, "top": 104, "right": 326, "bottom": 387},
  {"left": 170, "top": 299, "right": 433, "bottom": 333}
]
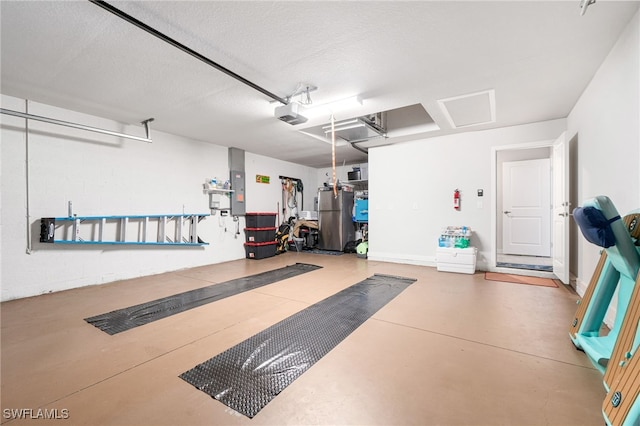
[{"left": 1, "top": 253, "right": 604, "bottom": 425}]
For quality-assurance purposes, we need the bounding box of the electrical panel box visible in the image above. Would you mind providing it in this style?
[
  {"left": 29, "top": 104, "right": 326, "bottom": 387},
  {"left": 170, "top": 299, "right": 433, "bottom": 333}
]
[
  {"left": 228, "top": 147, "right": 246, "bottom": 216},
  {"left": 230, "top": 170, "right": 245, "bottom": 215}
]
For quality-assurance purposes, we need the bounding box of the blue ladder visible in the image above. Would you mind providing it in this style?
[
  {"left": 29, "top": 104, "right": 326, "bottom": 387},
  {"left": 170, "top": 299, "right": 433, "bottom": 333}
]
[{"left": 40, "top": 213, "right": 210, "bottom": 246}]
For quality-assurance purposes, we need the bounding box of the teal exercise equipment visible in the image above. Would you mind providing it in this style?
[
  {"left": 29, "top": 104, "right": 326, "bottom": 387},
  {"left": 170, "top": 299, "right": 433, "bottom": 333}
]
[
  {"left": 602, "top": 316, "right": 640, "bottom": 426},
  {"left": 570, "top": 196, "right": 640, "bottom": 375}
]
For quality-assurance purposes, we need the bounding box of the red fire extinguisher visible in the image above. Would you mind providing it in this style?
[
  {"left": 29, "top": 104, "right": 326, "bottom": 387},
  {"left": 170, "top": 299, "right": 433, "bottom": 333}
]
[{"left": 454, "top": 189, "right": 461, "bottom": 210}]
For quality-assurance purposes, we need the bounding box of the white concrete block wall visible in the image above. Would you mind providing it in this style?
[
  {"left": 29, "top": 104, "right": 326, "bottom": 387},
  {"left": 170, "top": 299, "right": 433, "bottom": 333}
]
[
  {"left": 367, "top": 119, "right": 567, "bottom": 270},
  {"left": 245, "top": 152, "right": 319, "bottom": 218},
  {"left": 566, "top": 10, "right": 639, "bottom": 327},
  {"left": 567, "top": 10, "right": 640, "bottom": 306},
  {"left": 0, "top": 95, "right": 316, "bottom": 301}
]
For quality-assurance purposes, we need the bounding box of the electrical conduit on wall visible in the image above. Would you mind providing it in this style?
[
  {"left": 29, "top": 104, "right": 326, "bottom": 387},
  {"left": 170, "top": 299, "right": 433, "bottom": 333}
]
[{"left": 25, "top": 99, "right": 32, "bottom": 255}]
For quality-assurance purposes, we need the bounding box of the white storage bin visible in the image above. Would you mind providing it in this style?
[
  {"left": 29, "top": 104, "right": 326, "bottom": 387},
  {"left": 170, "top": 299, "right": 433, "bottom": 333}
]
[
  {"left": 299, "top": 211, "right": 318, "bottom": 220},
  {"left": 436, "top": 247, "right": 477, "bottom": 274}
]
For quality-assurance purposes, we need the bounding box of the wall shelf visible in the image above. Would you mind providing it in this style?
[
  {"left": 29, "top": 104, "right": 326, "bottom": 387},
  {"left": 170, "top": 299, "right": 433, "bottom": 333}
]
[
  {"left": 346, "top": 180, "right": 368, "bottom": 191},
  {"left": 204, "top": 187, "right": 233, "bottom": 214},
  {"left": 203, "top": 188, "right": 234, "bottom": 195}
]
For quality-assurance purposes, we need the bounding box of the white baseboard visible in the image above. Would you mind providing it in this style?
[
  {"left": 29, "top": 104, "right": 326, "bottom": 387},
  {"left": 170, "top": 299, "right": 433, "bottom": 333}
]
[
  {"left": 366, "top": 251, "right": 436, "bottom": 267},
  {"left": 575, "top": 277, "right": 589, "bottom": 297},
  {"left": 366, "top": 252, "right": 488, "bottom": 271}
]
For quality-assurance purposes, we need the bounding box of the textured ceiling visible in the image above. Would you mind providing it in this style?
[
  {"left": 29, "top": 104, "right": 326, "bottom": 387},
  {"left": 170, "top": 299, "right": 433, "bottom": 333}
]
[{"left": 1, "top": 1, "right": 638, "bottom": 167}]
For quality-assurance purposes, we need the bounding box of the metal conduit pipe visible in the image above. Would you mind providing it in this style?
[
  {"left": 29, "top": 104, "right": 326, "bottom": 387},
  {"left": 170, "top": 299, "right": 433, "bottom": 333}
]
[
  {"left": 0, "top": 109, "right": 154, "bottom": 143},
  {"left": 89, "top": 0, "right": 289, "bottom": 106},
  {"left": 25, "top": 100, "right": 32, "bottom": 254},
  {"left": 350, "top": 142, "right": 368, "bottom": 155}
]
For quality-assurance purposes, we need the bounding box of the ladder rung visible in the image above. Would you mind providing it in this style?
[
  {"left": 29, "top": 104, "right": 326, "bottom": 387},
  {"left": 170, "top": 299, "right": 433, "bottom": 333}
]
[
  {"left": 99, "top": 218, "right": 106, "bottom": 242},
  {"left": 159, "top": 216, "right": 166, "bottom": 243},
  {"left": 190, "top": 216, "right": 197, "bottom": 243},
  {"left": 120, "top": 217, "right": 128, "bottom": 242},
  {"left": 176, "top": 216, "right": 183, "bottom": 244},
  {"left": 143, "top": 216, "right": 148, "bottom": 243}
]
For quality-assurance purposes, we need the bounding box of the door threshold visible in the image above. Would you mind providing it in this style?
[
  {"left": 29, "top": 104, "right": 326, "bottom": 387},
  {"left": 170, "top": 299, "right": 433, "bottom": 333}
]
[
  {"left": 489, "top": 266, "right": 556, "bottom": 279},
  {"left": 496, "top": 261, "right": 552, "bottom": 272}
]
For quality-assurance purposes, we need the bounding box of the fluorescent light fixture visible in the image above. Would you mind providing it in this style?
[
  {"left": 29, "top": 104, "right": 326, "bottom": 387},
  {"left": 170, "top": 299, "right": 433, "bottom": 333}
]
[
  {"left": 322, "top": 122, "right": 365, "bottom": 134},
  {"left": 304, "top": 95, "right": 363, "bottom": 118},
  {"left": 299, "top": 130, "right": 349, "bottom": 146},
  {"left": 321, "top": 119, "right": 362, "bottom": 132},
  {"left": 321, "top": 119, "right": 359, "bottom": 129}
]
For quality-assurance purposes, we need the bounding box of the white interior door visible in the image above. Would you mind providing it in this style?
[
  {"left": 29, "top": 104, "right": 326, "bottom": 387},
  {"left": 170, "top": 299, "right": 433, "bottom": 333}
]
[
  {"left": 502, "top": 159, "right": 551, "bottom": 256},
  {"left": 552, "top": 131, "right": 570, "bottom": 284}
]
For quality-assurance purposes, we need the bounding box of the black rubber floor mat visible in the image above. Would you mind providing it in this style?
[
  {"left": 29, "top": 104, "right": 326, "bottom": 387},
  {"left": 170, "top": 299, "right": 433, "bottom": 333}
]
[
  {"left": 179, "top": 273, "right": 416, "bottom": 418},
  {"left": 85, "top": 263, "right": 322, "bottom": 335},
  {"left": 307, "top": 248, "right": 344, "bottom": 255}
]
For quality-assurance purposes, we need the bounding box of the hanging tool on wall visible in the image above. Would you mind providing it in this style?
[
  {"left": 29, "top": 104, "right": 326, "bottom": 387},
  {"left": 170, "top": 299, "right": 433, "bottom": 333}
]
[
  {"left": 279, "top": 176, "right": 304, "bottom": 223},
  {"left": 285, "top": 178, "right": 297, "bottom": 219}
]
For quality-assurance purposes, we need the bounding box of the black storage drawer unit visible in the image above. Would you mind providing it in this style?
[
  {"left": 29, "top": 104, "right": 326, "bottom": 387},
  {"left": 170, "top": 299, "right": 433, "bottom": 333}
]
[
  {"left": 245, "top": 212, "right": 277, "bottom": 228},
  {"left": 244, "top": 241, "right": 277, "bottom": 259},
  {"left": 245, "top": 227, "right": 276, "bottom": 243}
]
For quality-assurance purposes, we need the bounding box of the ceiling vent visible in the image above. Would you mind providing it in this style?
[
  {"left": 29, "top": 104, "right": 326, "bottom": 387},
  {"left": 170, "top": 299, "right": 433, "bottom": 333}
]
[
  {"left": 320, "top": 113, "right": 387, "bottom": 144},
  {"left": 437, "top": 89, "right": 496, "bottom": 129}
]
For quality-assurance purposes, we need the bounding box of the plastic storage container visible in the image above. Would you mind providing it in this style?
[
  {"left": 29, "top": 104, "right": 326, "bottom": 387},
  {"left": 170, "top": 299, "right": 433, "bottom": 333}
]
[
  {"left": 245, "top": 212, "right": 277, "bottom": 228},
  {"left": 436, "top": 247, "right": 477, "bottom": 274},
  {"left": 244, "top": 241, "right": 277, "bottom": 259},
  {"left": 299, "top": 211, "right": 318, "bottom": 220},
  {"left": 244, "top": 227, "right": 277, "bottom": 243},
  {"left": 354, "top": 199, "right": 369, "bottom": 222},
  {"left": 292, "top": 237, "right": 305, "bottom": 252}
]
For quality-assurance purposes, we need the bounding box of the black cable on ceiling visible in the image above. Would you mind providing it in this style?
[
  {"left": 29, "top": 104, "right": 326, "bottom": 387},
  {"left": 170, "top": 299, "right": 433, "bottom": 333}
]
[{"left": 89, "top": 0, "right": 289, "bottom": 105}]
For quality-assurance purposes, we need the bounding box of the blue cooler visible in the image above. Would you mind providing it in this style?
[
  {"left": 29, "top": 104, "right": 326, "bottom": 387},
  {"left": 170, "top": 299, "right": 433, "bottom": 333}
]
[{"left": 354, "top": 199, "right": 369, "bottom": 222}]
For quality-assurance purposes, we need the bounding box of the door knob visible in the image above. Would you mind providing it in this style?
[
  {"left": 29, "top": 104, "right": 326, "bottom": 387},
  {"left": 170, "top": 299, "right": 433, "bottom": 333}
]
[{"left": 503, "top": 211, "right": 511, "bottom": 215}]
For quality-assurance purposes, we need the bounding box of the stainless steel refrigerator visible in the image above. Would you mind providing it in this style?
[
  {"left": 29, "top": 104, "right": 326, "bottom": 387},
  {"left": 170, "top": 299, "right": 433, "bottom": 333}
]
[{"left": 317, "top": 188, "right": 355, "bottom": 251}]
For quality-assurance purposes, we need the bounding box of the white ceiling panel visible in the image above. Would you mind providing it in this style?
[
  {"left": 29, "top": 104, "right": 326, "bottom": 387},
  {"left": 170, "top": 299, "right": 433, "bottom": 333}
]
[{"left": 438, "top": 90, "right": 495, "bottom": 128}]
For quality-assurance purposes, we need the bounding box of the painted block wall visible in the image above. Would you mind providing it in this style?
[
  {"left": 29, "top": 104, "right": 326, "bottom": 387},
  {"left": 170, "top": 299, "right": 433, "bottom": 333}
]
[
  {"left": 0, "top": 95, "right": 316, "bottom": 301},
  {"left": 367, "top": 119, "right": 567, "bottom": 270},
  {"left": 245, "top": 152, "right": 319, "bottom": 222},
  {"left": 567, "top": 9, "right": 640, "bottom": 300}
]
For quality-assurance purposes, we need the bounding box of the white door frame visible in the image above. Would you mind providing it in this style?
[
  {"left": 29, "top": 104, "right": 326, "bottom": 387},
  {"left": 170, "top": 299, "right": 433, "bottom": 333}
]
[
  {"left": 490, "top": 140, "right": 557, "bottom": 277},
  {"left": 552, "top": 131, "right": 570, "bottom": 284}
]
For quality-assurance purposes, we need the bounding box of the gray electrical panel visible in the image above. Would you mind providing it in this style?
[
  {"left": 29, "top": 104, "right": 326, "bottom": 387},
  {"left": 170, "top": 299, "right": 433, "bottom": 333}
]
[
  {"left": 228, "top": 148, "right": 246, "bottom": 216},
  {"left": 230, "top": 170, "right": 245, "bottom": 215}
]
